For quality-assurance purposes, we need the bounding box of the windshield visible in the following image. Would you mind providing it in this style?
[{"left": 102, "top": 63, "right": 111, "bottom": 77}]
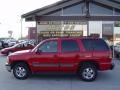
[
  {"left": 12, "top": 43, "right": 23, "bottom": 48},
  {"left": 31, "top": 41, "right": 44, "bottom": 52},
  {"left": 12, "top": 43, "right": 20, "bottom": 47}
]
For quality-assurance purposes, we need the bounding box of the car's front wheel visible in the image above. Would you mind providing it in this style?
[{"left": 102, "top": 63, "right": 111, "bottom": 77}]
[
  {"left": 79, "top": 63, "right": 97, "bottom": 82},
  {"left": 13, "top": 63, "right": 31, "bottom": 80}
]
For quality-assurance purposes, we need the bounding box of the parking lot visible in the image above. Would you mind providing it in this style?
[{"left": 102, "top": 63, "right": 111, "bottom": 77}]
[{"left": 0, "top": 54, "right": 120, "bottom": 90}]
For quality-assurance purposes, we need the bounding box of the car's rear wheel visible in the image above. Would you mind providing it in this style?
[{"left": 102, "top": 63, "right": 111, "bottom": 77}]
[
  {"left": 13, "top": 63, "right": 30, "bottom": 80},
  {"left": 79, "top": 63, "right": 97, "bottom": 82}
]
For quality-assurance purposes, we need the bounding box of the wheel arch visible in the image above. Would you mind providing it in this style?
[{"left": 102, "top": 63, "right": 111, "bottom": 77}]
[
  {"left": 79, "top": 60, "right": 100, "bottom": 70},
  {"left": 11, "top": 60, "right": 31, "bottom": 71}
]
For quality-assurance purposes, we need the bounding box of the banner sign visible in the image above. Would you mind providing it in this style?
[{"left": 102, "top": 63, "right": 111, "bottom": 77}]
[{"left": 39, "top": 31, "right": 83, "bottom": 37}]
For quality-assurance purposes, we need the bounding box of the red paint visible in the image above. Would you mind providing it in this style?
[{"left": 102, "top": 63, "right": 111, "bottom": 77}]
[
  {"left": 1, "top": 43, "right": 34, "bottom": 55},
  {"left": 7, "top": 37, "right": 113, "bottom": 73}
]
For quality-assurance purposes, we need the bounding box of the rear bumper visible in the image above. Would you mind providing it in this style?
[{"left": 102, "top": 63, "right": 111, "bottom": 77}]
[
  {"left": 5, "top": 63, "right": 11, "bottom": 72},
  {"left": 99, "top": 63, "right": 115, "bottom": 71}
]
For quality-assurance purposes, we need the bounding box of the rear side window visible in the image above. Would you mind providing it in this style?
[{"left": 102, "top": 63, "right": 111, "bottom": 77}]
[
  {"left": 82, "top": 39, "right": 93, "bottom": 51},
  {"left": 61, "top": 40, "right": 80, "bottom": 52},
  {"left": 92, "top": 39, "right": 109, "bottom": 51},
  {"left": 82, "top": 39, "right": 109, "bottom": 51}
]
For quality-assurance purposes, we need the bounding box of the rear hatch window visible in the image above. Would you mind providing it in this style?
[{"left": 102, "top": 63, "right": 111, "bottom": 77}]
[{"left": 82, "top": 39, "right": 109, "bottom": 51}]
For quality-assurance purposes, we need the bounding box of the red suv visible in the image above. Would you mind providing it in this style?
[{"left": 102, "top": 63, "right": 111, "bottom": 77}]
[{"left": 5, "top": 37, "right": 114, "bottom": 81}]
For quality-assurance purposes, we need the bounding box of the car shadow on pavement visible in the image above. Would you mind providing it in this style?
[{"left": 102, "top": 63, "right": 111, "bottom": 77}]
[
  {"left": 27, "top": 71, "right": 114, "bottom": 82},
  {"left": 29, "top": 73, "right": 78, "bottom": 81}
]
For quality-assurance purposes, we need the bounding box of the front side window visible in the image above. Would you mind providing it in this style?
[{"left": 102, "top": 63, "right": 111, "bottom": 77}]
[
  {"left": 61, "top": 40, "right": 80, "bottom": 52},
  {"left": 38, "top": 41, "right": 58, "bottom": 53}
]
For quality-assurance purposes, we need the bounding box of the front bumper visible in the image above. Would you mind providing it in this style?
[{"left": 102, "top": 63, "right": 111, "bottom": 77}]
[{"left": 5, "top": 63, "right": 11, "bottom": 72}]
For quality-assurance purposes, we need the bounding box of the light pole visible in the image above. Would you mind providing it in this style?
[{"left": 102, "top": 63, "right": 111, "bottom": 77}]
[{"left": 20, "top": 18, "right": 23, "bottom": 39}]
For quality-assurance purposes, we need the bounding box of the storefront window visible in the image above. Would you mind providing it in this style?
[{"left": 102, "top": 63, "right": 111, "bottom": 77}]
[
  {"left": 45, "top": 10, "right": 62, "bottom": 16},
  {"left": 114, "top": 21, "right": 120, "bottom": 44},
  {"left": 90, "top": 3, "right": 113, "bottom": 15},
  {"left": 37, "top": 21, "right": 87, "bottom": 40},
  {"left": 115, "top": 9, "right": 120, "bottom": 15},
  {"left": 63, "top": 3, "right": 84, "bottom": 15}
]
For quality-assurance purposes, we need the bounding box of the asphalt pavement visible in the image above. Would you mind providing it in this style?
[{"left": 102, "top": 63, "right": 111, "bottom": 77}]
[{"left": 0, "top": 54, "right": 120, "bottom": 90}]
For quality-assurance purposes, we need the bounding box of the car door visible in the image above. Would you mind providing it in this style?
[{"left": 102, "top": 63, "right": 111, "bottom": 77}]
[
  {"left": 31, "top": 40, "right": 59, "bottom": 72},
  {"left": 59, "top": 39, "right": 80, "bottom": 72}
]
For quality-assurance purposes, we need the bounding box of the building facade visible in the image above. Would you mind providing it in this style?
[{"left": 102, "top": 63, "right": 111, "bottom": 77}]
[
  {"left": 22, "top": 0, "right": 120, "bottom": 44},
  {"left": 28, "top": 27, "right": 37, "bottom": 40}
]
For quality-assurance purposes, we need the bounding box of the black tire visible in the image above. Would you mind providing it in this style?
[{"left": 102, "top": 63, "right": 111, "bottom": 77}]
[
  {"left": 79, "top": 63, "right": 97, "bottom": 82},
  {"left": 13, "top": 63, "right": 31, "bottom": 80}
]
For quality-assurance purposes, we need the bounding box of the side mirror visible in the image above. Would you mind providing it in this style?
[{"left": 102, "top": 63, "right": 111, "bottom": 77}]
[{"left": 36, "top": 49, "right": 42, "bottom": 54}]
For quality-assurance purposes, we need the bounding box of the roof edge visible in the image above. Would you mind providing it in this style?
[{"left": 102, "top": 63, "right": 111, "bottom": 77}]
[{"left": 21, "top": 0, "right": 69, "bottom": 18}]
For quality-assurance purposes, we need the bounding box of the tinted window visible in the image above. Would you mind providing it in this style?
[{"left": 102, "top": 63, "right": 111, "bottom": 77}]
[
  {"left": 115, "top": 9, "right": 120, "bottom": 15},
  {"left": 38, "top": 41, "right": 57, "bottom": 53},
  {"left": 90, "top": 3, "right": 113, "bottom": 15},
  {"left": 82, "top": 39, "right": 109, "bottom": 51},
  {"left": 16, "top": 44, "right": 23, "bottom": 48},
  {"left": 45, "top": 10, "right": 62, "bottom": 16},
  {"left": 92, "top": 39, "right": 109, "bottom": 51},
  {"left": 61, "top": 40, "right": 80, "bottom": 52},
  {"left": 82, "top": 39, "right": 93, "bottom": 51},
  {"left": 63, "top": 3, "right": 84, "bottom": 15}
]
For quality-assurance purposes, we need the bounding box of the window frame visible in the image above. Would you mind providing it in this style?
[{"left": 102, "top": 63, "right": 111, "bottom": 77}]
[
  {"left": 82, "top": 39, "right": 109, "bottom": 51},
  {"left": 37, "top": 40, "right": 58, "bottom": 53},
  {"left": 92, "top": 39, "right": 109, "bottom": 51},
  {"left": 82, "top": 39, "right": 93, "bottom": 51}
]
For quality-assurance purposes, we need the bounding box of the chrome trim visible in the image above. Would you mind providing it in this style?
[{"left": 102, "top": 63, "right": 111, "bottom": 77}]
[
  {"left": 60, "top": 64, "right": 74, "bottom": 67},
  {"left": 15, "top": 66, "right": 27, "bottom": 78},
  {"left": 32, "top": 63, "right": 59, "bottom": 67},
  {"left": 32, "top": 63, "right": 75, "bottom": 67},
  {"left": 82, "top": 67, "right": 95, "bottom": 80}
]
